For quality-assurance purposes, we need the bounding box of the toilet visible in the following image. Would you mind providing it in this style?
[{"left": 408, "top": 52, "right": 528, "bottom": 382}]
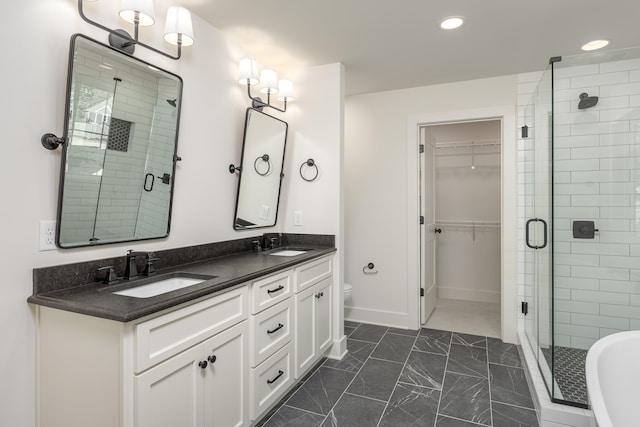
[{"left": 343, "top": 283, "right": 353, "bottom": 304}]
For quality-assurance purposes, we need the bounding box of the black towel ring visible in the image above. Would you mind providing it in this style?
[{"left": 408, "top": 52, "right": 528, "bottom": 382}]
[
  {"left": 300, "top": 158, "right": 319, "bottom": 182},
  {"left": 254, "top": 154, "right": 271, "bottom": 176}
]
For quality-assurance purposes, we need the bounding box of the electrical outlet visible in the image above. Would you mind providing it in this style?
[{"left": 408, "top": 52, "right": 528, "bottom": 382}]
[
  {"left": 294, "top": 210, "right": 303, "bottom": 226},
  {"left": 39, "top": 220, "right": 57, "bottom": 251}
]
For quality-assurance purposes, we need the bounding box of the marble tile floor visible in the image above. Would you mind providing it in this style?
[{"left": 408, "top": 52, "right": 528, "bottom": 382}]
[{"left": 256, "top": 322, "right": 539, "bottom": 427}]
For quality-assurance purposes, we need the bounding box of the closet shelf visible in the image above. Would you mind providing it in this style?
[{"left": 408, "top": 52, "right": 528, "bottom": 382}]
[
  {"left": 436, "top": 220, "right": 501, "bottom": 228},
  {"left": 435, "top": 220, "right": 500, "bottom": 241}
]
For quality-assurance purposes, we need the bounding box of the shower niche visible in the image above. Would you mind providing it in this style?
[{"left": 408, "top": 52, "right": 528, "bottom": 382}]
[{"left": 521, "top": 45, "right": 640, "bottom": 408}]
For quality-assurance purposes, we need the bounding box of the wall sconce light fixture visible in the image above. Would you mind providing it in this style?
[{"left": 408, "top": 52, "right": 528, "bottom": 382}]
[
  {"left": 78, "top": 0, "right": 194, "bottom": 60},
  {"left": 238, "top": 58, "right": 294, "bottom": 113}
]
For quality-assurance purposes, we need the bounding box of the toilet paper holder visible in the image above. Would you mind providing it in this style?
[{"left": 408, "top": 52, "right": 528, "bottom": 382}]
[{"left": 363, "top": 262, "right": 378, "bottom": 274}]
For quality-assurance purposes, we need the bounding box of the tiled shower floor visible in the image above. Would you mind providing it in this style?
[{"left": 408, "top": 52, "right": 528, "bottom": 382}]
[
  {"left": 256, "top": 322, "right": 539, "bottom": 427},
  {"left": 541, "top": 346, "right": 589, "bottom": 406}
]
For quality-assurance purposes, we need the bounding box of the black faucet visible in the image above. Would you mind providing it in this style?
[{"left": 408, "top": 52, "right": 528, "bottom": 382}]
[
  {"left": 252, "top": 240, "right": 262, "bottom": 252},
  {"left": 125, "top": 250, "right": 160, "bottom": 279},
  {"left": 143, "top": 252, "right": 160, "bottom": 276},
  {"left": 97, "top": 266, "right": 119, "bottom": 284}
]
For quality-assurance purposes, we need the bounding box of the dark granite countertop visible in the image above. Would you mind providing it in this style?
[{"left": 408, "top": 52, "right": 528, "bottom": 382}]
[{"left": 28, "top": 246, "right": 336, "bottom": 322}]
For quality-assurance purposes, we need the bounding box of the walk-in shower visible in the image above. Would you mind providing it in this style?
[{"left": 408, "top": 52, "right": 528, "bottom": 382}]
[{"left": 522, "top": 45, "right": 640, "bottom": 408}]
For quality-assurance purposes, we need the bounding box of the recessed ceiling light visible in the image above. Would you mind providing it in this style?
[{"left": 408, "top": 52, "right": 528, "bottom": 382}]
[
  {"left": 440, "top": 17, "right": 464, "bottom": 30},
  {"left": 581, "top": 40, "right": 609, "bottom": 51}
]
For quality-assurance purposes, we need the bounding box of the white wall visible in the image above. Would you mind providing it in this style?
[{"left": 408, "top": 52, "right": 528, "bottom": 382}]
[
  {"left": 345, "top": 75, "right": 518, "bottom": 330},
  {"left": 0, "top": 1, "right": 343, "bottom": 425}
]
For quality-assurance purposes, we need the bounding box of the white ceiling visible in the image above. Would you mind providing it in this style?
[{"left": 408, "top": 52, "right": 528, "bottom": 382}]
[{"left": 180, "top": 0, "right": 640, "bottom": 96}]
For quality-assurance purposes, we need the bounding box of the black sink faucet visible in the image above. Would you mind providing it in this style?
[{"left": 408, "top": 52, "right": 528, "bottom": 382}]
[
  {"left": 143, "top": 252, "right": 160, "bottom": 276},
  {"left": 125, "top": 250, "right": 160, "bottom": 279}
]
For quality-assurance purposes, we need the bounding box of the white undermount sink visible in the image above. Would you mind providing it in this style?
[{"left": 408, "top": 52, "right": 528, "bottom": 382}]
[
  {"left": 269, "top": 250, "right": 308, "bottom": 257},
  {"left": 113, "top": 276, "right": 207, "bottom": 298},
  {"left": 586, "top": 330, "right": 640, "bottom": 427}
]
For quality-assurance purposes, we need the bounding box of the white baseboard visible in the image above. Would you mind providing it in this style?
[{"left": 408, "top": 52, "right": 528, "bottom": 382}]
[
  {"left": 344, "top": 306, "right": 410, "bottom": 329},
  {"left": 326, "top": 334, "right": 347, "bottom": 360},
  {"left": 438, "top": 287, "right": 500, "bottom": 304}
]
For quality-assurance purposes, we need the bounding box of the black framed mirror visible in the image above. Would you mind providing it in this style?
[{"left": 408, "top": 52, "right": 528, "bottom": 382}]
[
  {"left": 56, "top": 34, "right": 183, "bottom": 248},
  {"left": 233, "top": 108, "right": 288, "bottom": 229}
]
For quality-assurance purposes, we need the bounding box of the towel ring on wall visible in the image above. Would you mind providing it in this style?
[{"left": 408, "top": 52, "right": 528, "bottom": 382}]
[
  {"left": 254, "top": 154, "right": 271, "bottom": 176},
  {"left": 300, "top": 158, "right": 319, "bottom": 182}
]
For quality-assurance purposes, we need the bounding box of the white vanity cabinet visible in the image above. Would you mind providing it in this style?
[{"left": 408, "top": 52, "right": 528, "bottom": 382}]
[
  {"left": 37, "top": 286, "right": 249, "bottom": 427},
  {"left": 136, "top": 321, "right": 249, "bottom": 427},
  {"left": 293, "top": 255, "right": 333, "bottom": 378},
  {"left": 35, "top": 252, "right": 335, "bottom": 427},
  {"left": 248, "top": 271, "right": 295, "bottom": 419}
]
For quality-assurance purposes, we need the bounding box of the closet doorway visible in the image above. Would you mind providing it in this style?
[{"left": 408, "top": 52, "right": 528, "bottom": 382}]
[{"left": 420, "top": 119, "right": 502, "bottom": 338}]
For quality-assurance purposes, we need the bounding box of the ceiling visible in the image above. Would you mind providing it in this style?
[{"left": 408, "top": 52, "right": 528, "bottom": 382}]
[{"left": 180, "top": 0, "right": 640, "bottom": 96}]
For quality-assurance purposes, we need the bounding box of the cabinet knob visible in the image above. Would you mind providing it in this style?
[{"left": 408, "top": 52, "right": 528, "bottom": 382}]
[
  {"left": 207, "top": 355, "right": 217, "bottom": 364},
  {"left": 198, "top": 360, "right": 208, "bottom": 369}
]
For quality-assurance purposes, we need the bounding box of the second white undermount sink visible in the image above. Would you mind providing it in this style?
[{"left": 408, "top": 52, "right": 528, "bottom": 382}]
[
  {"left": 113, "top": 276, "right": 210, "bottom": 298},
  {"left": 270, "top": 250, "right": 308, "bottom": 257}
]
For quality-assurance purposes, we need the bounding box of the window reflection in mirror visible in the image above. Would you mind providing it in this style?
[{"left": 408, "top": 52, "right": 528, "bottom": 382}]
[
  {"left": 233, "top": 108, "right": 288, "bottom": 229},
  {"left": 57, "top": 34, "right": 183, "bottom": 248}
]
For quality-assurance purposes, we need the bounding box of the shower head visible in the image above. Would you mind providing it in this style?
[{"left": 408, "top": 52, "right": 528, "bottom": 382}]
[
  {"left": 578, "top": 92, "right": 598, "bottom": 110},
  {"left": 167, "top": 98, "right": 177, "bottom": 107}
]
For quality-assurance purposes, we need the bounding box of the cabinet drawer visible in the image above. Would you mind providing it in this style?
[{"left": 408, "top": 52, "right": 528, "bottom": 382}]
[
  {"left": 134, "top": 287, "right": 248, "bottom": 373},
  {"left": 251, "top": 270, "right": 292, "bottom": 314},
  {"left": 250, "top": 298, "right": 293, "bottom": 367},
  {"left": 294, "top": 255, "right": 333, "bottom": 293},
  {"left": 250, "top": 342, "right": 293, "bottom": 420}
]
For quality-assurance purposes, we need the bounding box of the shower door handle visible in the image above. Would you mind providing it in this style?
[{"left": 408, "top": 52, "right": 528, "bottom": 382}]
[{"left": 526, "top": 218, "right": 548, "bottom": 249}]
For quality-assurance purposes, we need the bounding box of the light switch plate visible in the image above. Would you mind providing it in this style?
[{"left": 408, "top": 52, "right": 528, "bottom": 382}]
[{"left": 294, "top": 211, "right": 303, "bottom": 226}]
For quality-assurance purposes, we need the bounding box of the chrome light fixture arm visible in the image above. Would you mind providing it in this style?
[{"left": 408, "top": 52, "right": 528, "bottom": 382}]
[{"left": 77, "top": 0, "right": 183, "bottom": 60}]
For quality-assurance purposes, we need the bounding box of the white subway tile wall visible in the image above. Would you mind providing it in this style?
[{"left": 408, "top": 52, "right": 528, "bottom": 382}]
[{"left": 517, "top": 55, "right": 640, "bottom": 351}]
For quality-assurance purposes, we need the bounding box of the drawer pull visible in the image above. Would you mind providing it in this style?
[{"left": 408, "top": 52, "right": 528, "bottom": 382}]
[
  {"left": 207, "top": 355, "right": 217, "bottom": 364},
  {"left": 267, "top": 323, "right": 284, "bottom": 335},
  {"left": 267, "top": 285, "right": 284, "bottom": 295},
  {"left": 315, "top": 291, "right": 324, "bottom": 299},
  {"left": 198, "top": 360, "right": 208, "bottom": 369},
  {"left": 267, "top": 369, "right": 284, "bottom": 385}
]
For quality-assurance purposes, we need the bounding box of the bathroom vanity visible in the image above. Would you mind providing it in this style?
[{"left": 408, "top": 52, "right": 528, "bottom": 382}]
[{"left": 29, "top": 242, "right": 336, "bottom": 427}]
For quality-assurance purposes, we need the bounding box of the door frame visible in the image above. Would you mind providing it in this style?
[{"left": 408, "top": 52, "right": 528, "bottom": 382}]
[{"left": 406, "top": 106, "right": 518, "bottom": 344}]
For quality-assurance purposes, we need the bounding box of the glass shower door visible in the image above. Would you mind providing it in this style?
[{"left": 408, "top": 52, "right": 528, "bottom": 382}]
[{"left": 523, "top": 65, "right": 555, "bottom": 397}]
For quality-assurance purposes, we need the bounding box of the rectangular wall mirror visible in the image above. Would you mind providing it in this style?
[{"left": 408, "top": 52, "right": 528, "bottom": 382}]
[
  {"left": 56, "top": 34, "right": 183, "bottom": 248},
  {"left": 233, "top": 108, "right": 288, "bottom": 229}
]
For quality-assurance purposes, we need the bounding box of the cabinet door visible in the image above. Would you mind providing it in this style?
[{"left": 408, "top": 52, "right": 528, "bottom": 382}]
[
  {"left": 135, "top": 345, "right": 205, "bottom": 427},
  {"left": 315, "top": 278, "right": 333, "bottom": 354},
  {"left": 294, "top": 285, "right": 317, "bottom": 378},
  {"left": 203, "top": 321, "right": 249, "bottom": 427}
]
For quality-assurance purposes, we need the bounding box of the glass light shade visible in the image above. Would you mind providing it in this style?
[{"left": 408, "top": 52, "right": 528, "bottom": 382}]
[
  {"left": 238, "top": 58, "right": 259, "bottom": 85},
  {"left": 259, "top": 69, "right": 279, "bottom": 94},
  {"left": 119, "top": 0, "right": 155, "bottom": 26},
  {"left": 277, "top": 80, "right": 294, "bottom": 102},
  {"left": 164, "top": 6, "right": 194, "bottom": 46}
]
